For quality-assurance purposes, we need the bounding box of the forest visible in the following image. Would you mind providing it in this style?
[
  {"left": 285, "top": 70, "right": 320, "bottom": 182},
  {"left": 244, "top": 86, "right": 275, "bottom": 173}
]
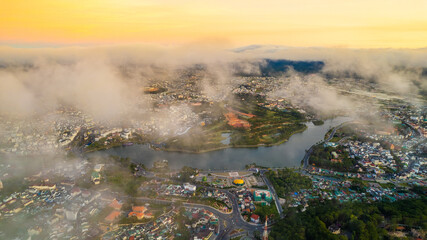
[
  {"left": 269, "top": 198, "right": 427, "bottom": 240},
  {"left": 266, "top": 169, "right": 312, "bottom": 198}
]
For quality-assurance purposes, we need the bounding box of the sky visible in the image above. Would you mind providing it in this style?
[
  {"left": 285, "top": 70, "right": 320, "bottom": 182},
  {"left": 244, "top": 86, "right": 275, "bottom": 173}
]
[{"left": 1, "top": 0, "right": 427, "bottom": 48}]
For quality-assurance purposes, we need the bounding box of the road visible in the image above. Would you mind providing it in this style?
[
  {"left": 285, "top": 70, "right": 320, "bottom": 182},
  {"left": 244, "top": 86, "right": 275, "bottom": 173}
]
[
  {"left": 129, "top": 194, "right": 265, "bottom": 240},
  {"left": 260, "top": 170, "right": 284, "bottom": 218},
  {"left": 303, "top": 122, "right": 350, "bottom": 169},
  {"left": 198, "top": 186, "right": 266, "bottom": 239}
]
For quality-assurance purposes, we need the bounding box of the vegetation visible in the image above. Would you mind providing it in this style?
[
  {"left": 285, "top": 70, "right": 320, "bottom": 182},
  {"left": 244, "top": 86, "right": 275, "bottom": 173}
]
[
  {"left": 99, "top": 155, "right": 147, "bottom": 196},
  {"left": 229, "top": 96, "right": 306, "bottom": 147},
  {"left": 174, "top": 207, "right": 192, "bottom": 240},
  {"left": 162, "top": 96, "right": 307, "bottom": 153},
  {"left": 245, "top": 163, "right": 268, "bottom": 169},
  {"left": 83, "top": 133, "right": 148, "bottom": 153},
  {"left": 118, "top": 200, "right": 169, "bottom": 224},
  {"left": 253, "top": 202, "right": 279, "bottom": 222},
  {"left": 266, "top": 169, "right": 312, "bottom": 198},
  {"left": 310, "top": 145, "right": 357, "bottom": 172},
  {"left": 312, "top": 120, "right": 325, "bottom": 126},
  {"left": 90, "top": 206, "right": 114, "bottom": 224},
  {"left": 270, "top": 198, "right": 427, "bottom": 240},
  {"left": 175, "top": 166, "right": 198, "bottom": 182}
]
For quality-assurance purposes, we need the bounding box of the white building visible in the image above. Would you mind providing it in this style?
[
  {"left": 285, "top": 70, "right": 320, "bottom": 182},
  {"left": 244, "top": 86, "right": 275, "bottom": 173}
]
[
  {"left": 94, "top": 164, "right": 104, "bottom": 172},
  {"left": 183, "top": 183, "right": 196, "bottom": 192}
]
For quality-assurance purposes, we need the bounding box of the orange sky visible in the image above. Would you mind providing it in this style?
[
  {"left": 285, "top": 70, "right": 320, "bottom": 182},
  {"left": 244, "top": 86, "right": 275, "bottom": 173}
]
[{"left": 1, "top": 0, "right": 427, "bottom": 48}]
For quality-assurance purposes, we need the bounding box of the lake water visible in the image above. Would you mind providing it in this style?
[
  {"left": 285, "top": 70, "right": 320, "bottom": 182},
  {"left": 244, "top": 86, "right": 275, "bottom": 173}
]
[{"left": 92, "top": 117, "right": 351, "bottom": 170}]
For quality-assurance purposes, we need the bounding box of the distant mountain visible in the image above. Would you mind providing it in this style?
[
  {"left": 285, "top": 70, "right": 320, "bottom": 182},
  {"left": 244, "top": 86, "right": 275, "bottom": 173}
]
[{"left": 260, "top": 59, "right": 324, "bottom": 76}]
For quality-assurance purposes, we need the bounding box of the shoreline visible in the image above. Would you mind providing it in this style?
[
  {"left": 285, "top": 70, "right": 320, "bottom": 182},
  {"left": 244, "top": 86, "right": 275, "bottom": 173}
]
[{"left": 82, "top": 126, "right": 308, "bottom": 155}]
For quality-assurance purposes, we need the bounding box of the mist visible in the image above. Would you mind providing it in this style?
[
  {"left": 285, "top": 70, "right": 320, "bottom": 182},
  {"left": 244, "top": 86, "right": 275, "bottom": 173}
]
[{"left": 0, "top": 44, "right": 426, "bottom": 140}]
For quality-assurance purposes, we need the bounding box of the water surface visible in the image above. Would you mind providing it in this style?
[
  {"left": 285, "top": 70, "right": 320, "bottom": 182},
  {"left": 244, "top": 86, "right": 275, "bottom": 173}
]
[{"left": 93, "top": 117, "right": 351, "bottom": 170}]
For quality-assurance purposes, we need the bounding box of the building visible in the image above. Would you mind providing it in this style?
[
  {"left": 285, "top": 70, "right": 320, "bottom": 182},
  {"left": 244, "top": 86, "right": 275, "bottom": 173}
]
[
  {"left": 30, "top": 182, "right": 56, "bottom": 191},
  {"left": 65, "top": 209, "right": 78, "bottom": 221},
  {"left": 109, "top": 199, "right": 123, "bottom": 210},
  {"left": 184, "top": 183, "right": 197, "bottom": 192},
  {"left": 91, "top": 171, "right": 100, "bottom": 184},
  {"left": 250, "top": 214, "right": 260, "bottom": 223},
  {"left": 233, "top": 179, "right": 245, "bottom": 186},
  {"left": 128, "top": 206, "right": 147, "bottom": 220},
  {"left": 254, "top": 190, "right": 273, "bottom": 202},
  {"left": 328, "top": 224, "right": 341, "bottom": 234},
  {"left": 94, "top": 164, "right": 104, "bottom": 172},
  {"left": 324, "top": 142, "right": 338, "bottom": 148},
  {"left": 71, "top": 187, "right": 81, "bottom": 197}
]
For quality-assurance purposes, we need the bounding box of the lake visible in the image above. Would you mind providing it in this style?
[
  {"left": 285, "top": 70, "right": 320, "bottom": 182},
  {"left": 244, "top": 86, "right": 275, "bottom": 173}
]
[{"left": 92, "top": 117, "right": 351, "bottom": 170}]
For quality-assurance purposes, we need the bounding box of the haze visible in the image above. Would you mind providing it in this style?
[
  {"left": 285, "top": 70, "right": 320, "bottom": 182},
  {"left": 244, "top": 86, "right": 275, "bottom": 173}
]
[{"left": 1, "top": 0, "right": 427, "bottom": 48}]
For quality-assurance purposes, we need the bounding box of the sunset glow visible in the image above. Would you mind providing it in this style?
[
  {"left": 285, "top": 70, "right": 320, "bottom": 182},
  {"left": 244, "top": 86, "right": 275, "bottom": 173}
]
[{"left": 1, "top": 0, "right": 427, "bottom": 48}]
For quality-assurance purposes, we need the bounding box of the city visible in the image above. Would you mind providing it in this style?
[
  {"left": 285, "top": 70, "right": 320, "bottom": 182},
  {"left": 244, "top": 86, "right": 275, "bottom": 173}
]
[{"left": 1, "top": 1, "right": 427, "bottom": 239}]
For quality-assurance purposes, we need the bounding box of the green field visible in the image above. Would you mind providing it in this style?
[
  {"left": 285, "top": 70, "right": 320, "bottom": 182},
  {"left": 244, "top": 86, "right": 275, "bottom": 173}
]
[{"left": 163, "top": 96, "right": 307, "bottom": 153}]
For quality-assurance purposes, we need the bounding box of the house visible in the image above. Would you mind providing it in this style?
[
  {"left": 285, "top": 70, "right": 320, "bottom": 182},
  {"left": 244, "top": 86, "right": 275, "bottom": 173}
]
[
  {"left": 183, "top": 183, "right": 197, "bottom": 192},
  {"left": 94, "top": 164, "right": 104, "bottom": 172},
  {"left": 109, "top": 199, "right": 122, "bottom": 210},
  {"left": 331, "top": 151, "right": 339, "bottom": 159},
  {"left": 254, "top": 190, "right": 272, "bottom": 202},
  {"left": 128, "top": 206, "right": 147, "bottom": 220},
  {"left": 65, "top": 209, "right": 78, "bottom": 221},
  {"left": 81, "top": 190, "right": 91, "bottom": 198},
  {"left": 91, "top": 171, "right": 100, "bottom": 184},
  {"left": 71, "top": 187, "right": 81, "bottom": 197},
  {"left": 250, "top": 214, "right": 260, "bottom": 223},
  {"left": 328, "top": 224, "right": 341, "bottom": 234},
  {"left": 30, "top": 182, "right": 56, "bottom": 191}
]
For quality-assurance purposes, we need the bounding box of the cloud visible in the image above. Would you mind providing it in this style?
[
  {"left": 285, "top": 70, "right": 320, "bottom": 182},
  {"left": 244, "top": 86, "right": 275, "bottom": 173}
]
[{"left": 0, "top": 44, "right": 425, "bottom": 128}]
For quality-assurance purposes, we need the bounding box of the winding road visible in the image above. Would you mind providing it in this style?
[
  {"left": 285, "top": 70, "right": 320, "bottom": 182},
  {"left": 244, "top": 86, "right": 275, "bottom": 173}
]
[
  {"left": 303, "top": 122, "right": 351, "bottom": 169},
  {"left": 126, "top": 192, "right": 265, "bottom": 240}
]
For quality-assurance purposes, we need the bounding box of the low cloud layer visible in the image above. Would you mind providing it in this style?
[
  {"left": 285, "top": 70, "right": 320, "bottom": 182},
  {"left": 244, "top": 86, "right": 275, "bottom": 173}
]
[{"left": 0, "top": 44, "right": 425, "bottom": 124}]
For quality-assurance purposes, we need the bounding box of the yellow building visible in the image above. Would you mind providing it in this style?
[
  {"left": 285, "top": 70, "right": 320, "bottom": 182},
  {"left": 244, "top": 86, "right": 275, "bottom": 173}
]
[{"left": 233, "top": 179, "right": 244, "bottom": 186}]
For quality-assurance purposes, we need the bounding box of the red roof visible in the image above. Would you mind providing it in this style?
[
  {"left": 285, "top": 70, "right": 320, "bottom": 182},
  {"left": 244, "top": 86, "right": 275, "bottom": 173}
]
[
  {"left": 109, "top": 199, "right": 122, "bottom": 210},
  {"left": 132, "top": 206, "right": 146, "bottom": 213},
  {"left": 105, "top": 210, "right": 121, "bottom": 222},
  {"left": 250, "top": 214, "right": 260, "bottom": 220},
  {"left": 128, "top": 211, "right": 144, "bottom": 219}
]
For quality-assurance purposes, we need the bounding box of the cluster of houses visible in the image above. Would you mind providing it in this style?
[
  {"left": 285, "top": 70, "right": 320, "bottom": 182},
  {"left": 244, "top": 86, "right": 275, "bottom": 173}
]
[
  {"left": 0, "top": 109, "right": 96, "bottom": 154},
  {"left": 103, "top": 207, "right": 180, "bottom": 240},
  {"left": 344, "top": 140, "right": 399, "bottom": 175},
  {"left": 159, "top": 183, "right": 197, "bottom": 197},
  {"left": 182, "top": 207, "right": 219, "bottom": 240},
  {"left": 234, "top": 188, "right": 273, "bottom": 223},
  {"left": 103, "top": 198, "right": 155, "bottom": 224},
  {"left": 288, "top": 174, "right": 420, "bottom": 209},
  {"left": 0, "top": 118, "right": 60, "bottom": 154},
  {"left": 0, "top": 178, "right": 111, "bottom": 239},
  {"left": 198, "top": 188, "right": 232, "bottom": 212}
]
